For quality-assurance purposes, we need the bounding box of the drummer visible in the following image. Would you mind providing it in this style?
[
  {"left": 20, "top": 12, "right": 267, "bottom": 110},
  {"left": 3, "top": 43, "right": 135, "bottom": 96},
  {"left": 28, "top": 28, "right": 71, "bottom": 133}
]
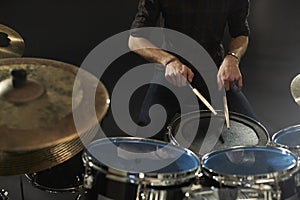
[{"left": 128, "top": 0, "right": 257, "bottom": 140}]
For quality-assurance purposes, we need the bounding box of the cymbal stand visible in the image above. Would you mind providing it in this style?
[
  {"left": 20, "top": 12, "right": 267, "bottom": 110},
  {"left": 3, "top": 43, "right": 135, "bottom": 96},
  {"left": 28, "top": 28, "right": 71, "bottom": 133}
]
[{"left": 20, "top": 176, "right": 24, "bottom": 200}]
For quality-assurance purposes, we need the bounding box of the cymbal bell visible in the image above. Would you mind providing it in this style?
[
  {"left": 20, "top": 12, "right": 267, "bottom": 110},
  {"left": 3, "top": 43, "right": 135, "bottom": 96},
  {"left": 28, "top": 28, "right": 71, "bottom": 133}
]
[
  {"left": 0, "top": 24, "right": 25, "bottom": 58},
  {"left": 0, "top": 57, "right": 110, "bottom": 175},
  {"left": 291, "top": 74, "right": 300, "bottom": 105}
]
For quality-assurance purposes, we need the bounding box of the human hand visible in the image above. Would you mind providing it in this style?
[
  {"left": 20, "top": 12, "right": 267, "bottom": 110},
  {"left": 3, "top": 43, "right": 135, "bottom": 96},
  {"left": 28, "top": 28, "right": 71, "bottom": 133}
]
[
  {"left": 165, "top": 59, "right": 194, "bottom": 87},
  {"left": 217, "top": 56, "right": 242, "bottom": 92}
]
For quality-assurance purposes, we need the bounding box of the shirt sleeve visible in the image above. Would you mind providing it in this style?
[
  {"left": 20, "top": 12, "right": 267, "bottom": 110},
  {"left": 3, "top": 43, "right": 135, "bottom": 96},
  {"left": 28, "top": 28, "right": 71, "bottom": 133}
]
[
  {"left": 228, "top": 0, "right": 250, "bottom": 37},
  {"left": 130, "top": 0, "right": 161, "bottom": 37}
]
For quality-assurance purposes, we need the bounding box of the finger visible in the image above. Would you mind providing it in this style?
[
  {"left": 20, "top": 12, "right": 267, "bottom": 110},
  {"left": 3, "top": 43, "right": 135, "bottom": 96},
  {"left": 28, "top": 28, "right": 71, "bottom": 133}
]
[
  {"left": 229, "top": 81, "right": 235, "bottom": 90},
  {"left": 237, "top": 78, "right": 243, "bottom": 92},
  {"left": 180, "top": 74, "right": 187, "bottom": 87},
  {"left": 165, "top": 65, "right": 177, "bottom": 86},
  {"left": 170, "top": 73, "right": 177, "bottom": 86},
  {"left": 187, "top": 68, "right": 194, "bottom": 83},
  {"left": 175, "top": 73, "right": 184, "bottom": 87},
  {"left": 223, "top": 80, "right": 230, "bottom": 91},
  {"left": 217, "top": 74, "right": 223, "bottom": 91},
  {"left": 179, "top": 66, "right": 188, "bottom": 86},
  {"left": 165, "top": 70, "right": 176, "bottom": 86},
  {"left": 166, "top": 75, "right": 176, "bottom": 86}
]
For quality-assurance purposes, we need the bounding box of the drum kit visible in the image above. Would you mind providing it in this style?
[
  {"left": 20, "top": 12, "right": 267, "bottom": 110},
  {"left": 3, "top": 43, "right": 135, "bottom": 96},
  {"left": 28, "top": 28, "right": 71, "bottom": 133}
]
[{"left": 1, "top": 23, "right": 300, "bottom": 200}]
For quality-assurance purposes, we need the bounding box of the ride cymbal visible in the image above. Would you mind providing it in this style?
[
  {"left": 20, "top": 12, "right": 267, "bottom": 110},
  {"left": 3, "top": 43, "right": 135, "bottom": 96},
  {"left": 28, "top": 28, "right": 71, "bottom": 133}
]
[
  {"left": 0, "top": 57, "right": 110, "bottom": 175},
  {"left": 0, "top": 24, "right": 25, "bottom": 58}
]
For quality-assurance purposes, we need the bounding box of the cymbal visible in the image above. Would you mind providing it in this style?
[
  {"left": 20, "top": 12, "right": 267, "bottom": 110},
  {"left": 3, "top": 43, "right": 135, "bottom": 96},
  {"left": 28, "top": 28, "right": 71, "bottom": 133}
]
[
  {"left": 291, "top": 74, "right": 300, "bottom": 105},
  {"left": 0, "top": 57, "right": 110, "bottom": 175},
  {"left": 0, "top": 24, "right": 25, "bottom": 58}
]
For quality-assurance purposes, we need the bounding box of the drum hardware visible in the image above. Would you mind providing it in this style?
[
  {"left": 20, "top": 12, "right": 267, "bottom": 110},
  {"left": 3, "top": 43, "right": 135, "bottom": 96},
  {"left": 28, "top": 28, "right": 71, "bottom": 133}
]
[
  {"left": 201, "top": 146, "right": 300, "bottom": 200},
  {"left": 290, "top": 74, "right": 300, "bottom": 105},
  {"left": 81, "top": 137, "right": 201, "bottom": 200},
  {"left": 183, "top": 186, "right": 274, "bottom": 200},
  {"left": 166, "top": 110, "right": 270, "bottom": 156},
  {"left": 0, "top": 68, "right": 45, "bottom": 103},
  {"left": 0, "top": 32, "right": 10, "bottom": 47},
  {"left": 0, "top": 57, "right": 110, "bottom": 196},
  {"left": 0, "top": 24, "right": 24, "bottom": 59},
  {"left": 0, "top": 189, "right": 9, "bottom": 200}
]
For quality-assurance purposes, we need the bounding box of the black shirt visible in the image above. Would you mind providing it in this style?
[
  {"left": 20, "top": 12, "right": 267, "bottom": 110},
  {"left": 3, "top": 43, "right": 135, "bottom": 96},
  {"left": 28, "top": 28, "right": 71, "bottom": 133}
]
[{"left": 131, "top": 0, "right": 250, "bottom": 64}]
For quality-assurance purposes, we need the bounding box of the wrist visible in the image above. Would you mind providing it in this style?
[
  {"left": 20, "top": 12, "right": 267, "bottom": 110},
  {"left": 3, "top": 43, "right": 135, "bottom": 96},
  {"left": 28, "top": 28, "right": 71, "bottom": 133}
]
[
  {"left": 227, "top": 52, "right": 240, "bottom": 63},
  {"left": 163, "top": 57, "right": 178, "bottom": 66}
]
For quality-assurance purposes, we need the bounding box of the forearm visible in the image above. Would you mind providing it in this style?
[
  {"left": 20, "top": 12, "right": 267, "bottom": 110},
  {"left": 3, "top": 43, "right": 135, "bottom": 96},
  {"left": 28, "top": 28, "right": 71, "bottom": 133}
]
[
  {"left": 218, "top": 35, "right": 248, "bottom": 91},
  {"left": 227, "top": 35, "right": 249, "bottom": 61},
  {"left": 128, "top": 35, "right": 177, "bottom": 66},
  {"left": 128, "top": 35, "right": 194, "bottom": 86}
]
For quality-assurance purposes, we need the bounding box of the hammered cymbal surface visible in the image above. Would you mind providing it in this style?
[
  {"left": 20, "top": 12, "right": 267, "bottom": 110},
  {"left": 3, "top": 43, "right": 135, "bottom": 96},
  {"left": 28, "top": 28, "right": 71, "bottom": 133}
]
[{"left": 0, "top": 57, "right": 109, "bottom": 175}]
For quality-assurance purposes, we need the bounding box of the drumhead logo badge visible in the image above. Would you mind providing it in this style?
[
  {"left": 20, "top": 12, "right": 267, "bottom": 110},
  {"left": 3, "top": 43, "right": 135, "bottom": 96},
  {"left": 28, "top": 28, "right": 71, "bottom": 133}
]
[{"left": 72, "top": 27, "right": 224, "bottom": 172}]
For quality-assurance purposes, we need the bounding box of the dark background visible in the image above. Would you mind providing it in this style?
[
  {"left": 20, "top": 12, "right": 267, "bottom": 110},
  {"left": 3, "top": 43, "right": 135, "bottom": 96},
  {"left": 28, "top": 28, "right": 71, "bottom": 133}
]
[{"left": 1, "top": 0, "right": 300, "bottom": 199}]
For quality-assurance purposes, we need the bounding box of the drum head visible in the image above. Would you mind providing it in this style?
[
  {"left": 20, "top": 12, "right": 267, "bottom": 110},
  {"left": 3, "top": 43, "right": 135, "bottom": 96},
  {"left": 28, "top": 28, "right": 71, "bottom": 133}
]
[
  {"left": 168, "top": 111, "right": 269, "bottom": 155},
  {"left": 85, "top": 137, "right": 200, "bottom": 186},
  {"left": 202, "top": 146, "right": 297, "bottom": 177},
  {"left": 273, "top": 125, "right": 300, "bottom": 148}
]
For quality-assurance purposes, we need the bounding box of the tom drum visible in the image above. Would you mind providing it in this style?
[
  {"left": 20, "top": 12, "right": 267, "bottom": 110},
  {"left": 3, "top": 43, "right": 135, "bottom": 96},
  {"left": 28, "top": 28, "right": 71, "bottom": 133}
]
[
  {"left": 81, "top": 137, "right": 200, "bottom": 200},
  {"left": 272, "top": 124, "right": 300, "bottom": 158},
  {"left": 201, "top": 146, "right": 300, "bottom": 200}
]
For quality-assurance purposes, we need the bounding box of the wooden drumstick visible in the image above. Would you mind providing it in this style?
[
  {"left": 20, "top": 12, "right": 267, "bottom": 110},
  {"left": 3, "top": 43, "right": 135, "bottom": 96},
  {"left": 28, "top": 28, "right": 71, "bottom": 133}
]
[
  {"left": 187, "top": 82, "right": 217, "bottom": 115},
  {"left": 223, "top": 95, "right": 230, "bottom": 129}
]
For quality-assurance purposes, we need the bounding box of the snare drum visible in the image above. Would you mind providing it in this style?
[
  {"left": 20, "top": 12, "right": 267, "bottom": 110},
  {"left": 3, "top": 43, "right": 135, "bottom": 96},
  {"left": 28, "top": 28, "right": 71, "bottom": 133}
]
[
  {"left": 272, "top": 125, "right": 300, "bottom": 158},
  {"left": 201, "top": 146, "right": 300, "bottom": 200},
  {"left": 82, "top": 137, "right": 200, "bottom": 200},
  {"left": 26, "top": 152, "right": 84, "bottom": 193},
  {"left": 167, "top": 110, "right": 269, "bottom": 156}
]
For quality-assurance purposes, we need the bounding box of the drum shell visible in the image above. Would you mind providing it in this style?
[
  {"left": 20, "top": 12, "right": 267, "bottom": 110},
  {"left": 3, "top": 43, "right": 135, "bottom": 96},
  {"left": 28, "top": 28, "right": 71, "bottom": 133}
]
[
  {"left": 166, "top": 110, "right": 269, "bottom": 156},
  {"left": 201, "top": 146, "right": 300, "bottom": 200},
  {"left": 82, "top": 162, "right": 193, "bottom": 200},
  {"left": 81, "top": 137, "right": 200, "bottom": 200},
  {"left": 26, "top": 152, "right": 84, "bottom": 193}
]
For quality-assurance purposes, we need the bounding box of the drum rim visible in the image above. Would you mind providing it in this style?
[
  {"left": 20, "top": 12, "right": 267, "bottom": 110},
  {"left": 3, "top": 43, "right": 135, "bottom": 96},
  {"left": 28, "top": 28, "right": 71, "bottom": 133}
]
[
  {"left": 200, "top": 146, "right": 298, "bottom": 187},
  {"left": 25, "top": 173, "right": 82, "bottom": 193},
  {"left": 272, "top": 124, "right": 300, "bottom": 149},
  {"left": 83, "top": 137, "right": 201, "bottom": 186},
  {"left": 167, "top": 110, "right": 270, "bottom": 154}
]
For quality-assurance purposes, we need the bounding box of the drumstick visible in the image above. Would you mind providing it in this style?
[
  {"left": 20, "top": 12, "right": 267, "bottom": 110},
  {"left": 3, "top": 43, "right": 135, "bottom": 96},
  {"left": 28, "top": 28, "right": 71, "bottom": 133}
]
[
  {"left": 223, "top": 95, "right": 230, "bottom": 129},
  {"left": 187, "top": 82, "right": 217, "bottom": 115}
]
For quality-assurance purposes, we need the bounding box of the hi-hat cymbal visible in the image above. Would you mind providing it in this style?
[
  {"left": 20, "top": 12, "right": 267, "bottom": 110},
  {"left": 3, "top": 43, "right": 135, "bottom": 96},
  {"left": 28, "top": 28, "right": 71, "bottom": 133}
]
[
  {"left": 291, "top": 74, "right": 300, "bottom": 105},
  {"left": 0, "top": 57, "right": 110, "bottom": 175},
  {"left": 0, "top": 24, "right": 25, "bottom": 58}
]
